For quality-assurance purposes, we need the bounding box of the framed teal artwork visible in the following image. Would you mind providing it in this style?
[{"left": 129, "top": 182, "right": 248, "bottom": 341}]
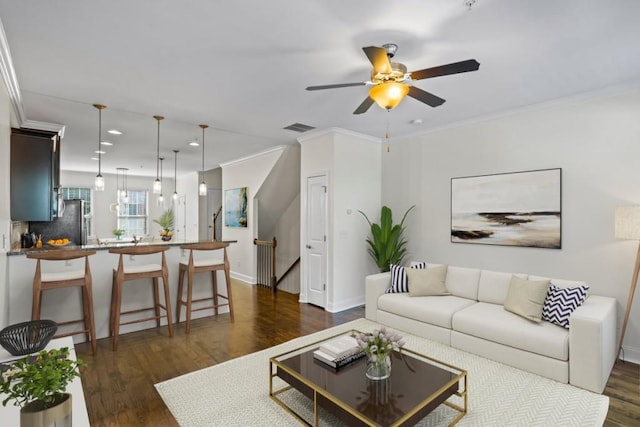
[{"left": 225, "top": 187, "right": 248, "bottom": 227}]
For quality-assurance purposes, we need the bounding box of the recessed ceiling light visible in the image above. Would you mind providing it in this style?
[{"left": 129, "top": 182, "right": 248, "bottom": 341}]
[
  {"left": 100, "top": 141, "right": 113, "bottom": 146},
  {"left": 94, "top": 150, "right": 106, "bottom": 154},
  {"left": 188, "top": 141, "right": 199, "bottom": 147},
  {"left": 91, "top": 157, "right": 99, "bottom": 161},
  {"left": 410, "top": 119, "right": 423, "bottom": 125},
  {"left": 108, "top": 129, "right": 123, "bottom": 135}
]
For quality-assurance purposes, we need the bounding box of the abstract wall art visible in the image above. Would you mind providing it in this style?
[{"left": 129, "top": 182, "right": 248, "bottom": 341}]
[
  {"left": 451, "top": 168, "right": 561, "bottom": 248},
  {"left": 225, "top": 187, "right": 248, "bottom": 228}
]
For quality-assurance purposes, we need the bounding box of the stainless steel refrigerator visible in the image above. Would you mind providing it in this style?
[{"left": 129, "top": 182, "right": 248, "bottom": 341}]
[{"left": 29, "top": 199, "right": 87, "bottom": 246}]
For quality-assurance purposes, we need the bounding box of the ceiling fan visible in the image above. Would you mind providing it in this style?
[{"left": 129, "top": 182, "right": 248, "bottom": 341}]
[{"left": 306, "top": 43, "right": 480, "bottom": 114}]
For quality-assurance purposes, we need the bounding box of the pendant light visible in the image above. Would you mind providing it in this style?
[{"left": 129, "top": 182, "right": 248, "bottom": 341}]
[
  {"left": 153, "top": 115, "right": 164, "bottom": 194},
  {"left": 93, "top": 104, "right": 107, "bottom": 191},
  {"left": 122, "top": 167, "right": 129, "bottom": 204},
  {"left": 158, "top": 157, "right": 165, "bottom": 206},
  {"left": 172, "top": 149, "right": 179, "bottom": 203},
  {"left": 114, "top": 167, "right": 124, "bottom": 212},
  {"left": 199, "top": 124, "right": 208, "bottom": 197}
]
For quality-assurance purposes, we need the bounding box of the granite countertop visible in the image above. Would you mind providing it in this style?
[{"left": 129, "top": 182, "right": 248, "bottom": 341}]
[
  {"left": 8, "top": 239, "right": 198, "bottom": 256},
  {"left": 8, "top": 239, "right": 238, "bottom": 256}
]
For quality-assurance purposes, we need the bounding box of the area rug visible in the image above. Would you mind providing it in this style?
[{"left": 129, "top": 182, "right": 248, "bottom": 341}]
[{"left": 155, "top": 318, "right": 608, "bottom": 426}]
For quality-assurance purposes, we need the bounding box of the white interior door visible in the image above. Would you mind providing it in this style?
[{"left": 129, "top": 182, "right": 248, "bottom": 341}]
[{"left": 306, "top": 175, "right": 327, "bottom": 308}]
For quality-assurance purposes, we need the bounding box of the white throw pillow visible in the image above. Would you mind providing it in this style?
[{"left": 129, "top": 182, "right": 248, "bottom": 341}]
[
  {"left": 504, "top": 276, "right": 550, "bottom": 322},
  {"left": 407, "top": 265, "right": 450, "bottom": 297}
]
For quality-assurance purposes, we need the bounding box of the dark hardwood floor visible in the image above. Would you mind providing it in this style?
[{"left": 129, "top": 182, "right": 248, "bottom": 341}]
[{"left": 75, "top": 280, "right": 639, "bottom": 426}]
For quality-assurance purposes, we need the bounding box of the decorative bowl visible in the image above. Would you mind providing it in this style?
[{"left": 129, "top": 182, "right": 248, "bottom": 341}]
[
  {"left": 0, "top": 320, "right": 58, "bottom": 356},
  {"left": 47, "top": 239, "right": 70, "bottom": 247}
]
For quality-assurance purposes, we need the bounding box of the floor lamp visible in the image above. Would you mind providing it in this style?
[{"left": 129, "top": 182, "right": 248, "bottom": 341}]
[{"left": 614, "top": 206, "right": 640, "bottom": 360}]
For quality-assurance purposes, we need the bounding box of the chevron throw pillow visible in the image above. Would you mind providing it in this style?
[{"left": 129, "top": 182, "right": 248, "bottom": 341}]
[
  {"left": 386, "top": 262, "right": 427, "bottom": 293},
  {"left": 542, "top": 284, "right": 589, "bottom": 328}
]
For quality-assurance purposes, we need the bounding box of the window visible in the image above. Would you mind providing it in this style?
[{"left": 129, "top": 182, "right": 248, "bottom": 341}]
[
  {"left": 117, "top": 190, "right": 148, "bottom": 236},
  {"left": 61, "top": 187, "right": 93, "bottom": 235}
]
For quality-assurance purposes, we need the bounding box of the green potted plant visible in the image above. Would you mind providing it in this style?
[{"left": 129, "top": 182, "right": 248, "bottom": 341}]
[
  {"left": 1, "top": 347, "right": 84, "bottom": 425},
  {"left": 153, "top": 209, "right": 174, "bottom": 241},
  {"left": 112, "top": 228, "right": 125, "bottom": 240},
  {"left": 358, "top": 205, "right": 415, "bottom": 273}
]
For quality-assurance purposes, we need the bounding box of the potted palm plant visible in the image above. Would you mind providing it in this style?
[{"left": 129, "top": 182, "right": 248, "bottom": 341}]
[
  {"left": 358, "top": 205, "right": 415, "bottom": 273},
  {"left": 153, "top": 209, "right": 174, "bottom": 241},
  {"left": 1, "top": 347, "right": 84, "bottom": 427}
]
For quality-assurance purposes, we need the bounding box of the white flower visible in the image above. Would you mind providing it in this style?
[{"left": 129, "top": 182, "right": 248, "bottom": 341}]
[{"left": 2, "top": 367, "right": 23, "bottom": 382}]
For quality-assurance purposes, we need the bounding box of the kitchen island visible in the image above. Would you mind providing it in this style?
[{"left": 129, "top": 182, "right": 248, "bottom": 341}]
[{"left": 5, "top": 240, "right": 232, "bottom": 342}]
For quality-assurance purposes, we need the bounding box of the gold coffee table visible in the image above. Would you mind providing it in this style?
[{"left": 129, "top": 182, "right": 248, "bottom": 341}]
[{"left": 269, "top": 330, "right": 467, "bottom": 426}]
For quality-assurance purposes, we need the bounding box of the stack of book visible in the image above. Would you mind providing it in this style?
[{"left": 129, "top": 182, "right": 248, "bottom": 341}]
[{"left": 313, "top": 335, "right": 366, "bottom": 368}]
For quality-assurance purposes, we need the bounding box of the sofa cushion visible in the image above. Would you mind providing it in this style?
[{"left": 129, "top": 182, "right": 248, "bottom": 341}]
[
  {"left": 445, "top": 266, "right": 481, "bottom": 300},
  {"left": 407, "top": 265, "right": 450, "bottom": 296},
  {"left": 387, "top": 262, "right": 426, "bottom": 293},
  {"left": 478, "top": 270, "right": 528, "bottom": 305},
  {"left": 453, "top": 302, "right": 569, "bottom": 360},
  {"left": 378, "top": 293, "right": 476, "bottom": 329},
  {"left": 542, "top": 284, "right": 589, "bottom": 328},
  {"left": 504, "top": 276, "right": 550, "bottom": 322}
]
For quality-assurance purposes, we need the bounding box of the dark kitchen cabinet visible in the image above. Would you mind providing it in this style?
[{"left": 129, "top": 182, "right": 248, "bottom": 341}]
[{"left": 10, "top": 128, "right": 61, "bottom": 221}]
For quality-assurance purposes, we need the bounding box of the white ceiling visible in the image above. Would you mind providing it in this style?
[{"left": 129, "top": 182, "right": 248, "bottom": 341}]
[{"left": 0, "top": 0, "right": 639, "bottom": 178}]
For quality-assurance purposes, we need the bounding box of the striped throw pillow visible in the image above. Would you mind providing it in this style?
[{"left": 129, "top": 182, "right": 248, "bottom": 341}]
[
  {"left": 386, "top": 262, "right": 427, "bottom": 294},
  {"left": 542, "top": 284, "right": 589, "bottom": 328}
]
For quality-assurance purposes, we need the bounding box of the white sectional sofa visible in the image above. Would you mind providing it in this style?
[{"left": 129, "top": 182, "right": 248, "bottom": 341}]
[{"left": 365, "top": 263, "right": 617, "bottom": 393}]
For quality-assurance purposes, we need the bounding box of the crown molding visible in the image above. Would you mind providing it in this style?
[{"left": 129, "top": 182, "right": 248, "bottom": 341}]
[
  {"left": 219, "top": 145, "right": 288, "bottom": 168},
  {"left": 0, "top": 17, "right": 65, "bottom": 137},
  {"left": 297, "top": 126, "right": 381, "bottom": 144}
]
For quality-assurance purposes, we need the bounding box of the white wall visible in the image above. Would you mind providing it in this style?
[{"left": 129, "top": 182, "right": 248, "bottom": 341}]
[
  {"left": 273, "top": 193, "right": 301, "bottom": 294},
  {"left": 0, "top": 75, "right": 10, "bottom": 327},
  {"left": 60, "top": 170, "right": 175, "bottom": 239},
  {"left": 299, "top": 128, "right": 381, "bottom": 312},
  {"left": 382, "top": 87, "right": 640, "bottom": 362},
  {"left": 221, "top": 146, "right": 285, "bottom": 282}
]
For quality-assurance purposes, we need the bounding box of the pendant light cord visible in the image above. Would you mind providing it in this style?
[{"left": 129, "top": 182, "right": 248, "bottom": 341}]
[
  {"left": 156, "top": 119, "right": 160, "bottom": 179},
  {"left": 201, "top": 127, "right": 205, "bottom": 176},
  {"left": 386, "top": 110, "right": 391, "bottom": 153},
  {"left": 174, "top": 150, "right": 179, "bottom": 194},
  {"left": 98, "top": 108, "right": 102, "bottom": 173}
]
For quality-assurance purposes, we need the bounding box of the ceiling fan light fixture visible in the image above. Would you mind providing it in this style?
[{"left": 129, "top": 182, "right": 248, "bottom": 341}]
[{"left": 369, "top": 81, "right": 409, "bottom": 110}]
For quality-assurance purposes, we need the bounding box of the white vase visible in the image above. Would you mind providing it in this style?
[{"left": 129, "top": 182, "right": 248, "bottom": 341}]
[{"left": 20, "top": 393, "right": 72, "bottom": 427}]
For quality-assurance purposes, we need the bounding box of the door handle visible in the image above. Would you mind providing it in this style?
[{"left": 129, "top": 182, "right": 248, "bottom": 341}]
[{"left": 306, "top": 244, "right": 311, "bottom": 249}]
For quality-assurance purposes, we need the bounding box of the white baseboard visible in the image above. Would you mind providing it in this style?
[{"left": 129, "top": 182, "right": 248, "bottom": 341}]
[
  {"left": 230, "top": 271, "right": 255, "bottom": 284},
  {"left": 325, "top": 296, "right": 365, "bottom": 313},
  {"left": 620, "top": 344, "right": 640, "bottom": 364}
]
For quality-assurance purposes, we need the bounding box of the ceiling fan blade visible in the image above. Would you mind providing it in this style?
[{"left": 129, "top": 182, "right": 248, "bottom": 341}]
[
  {"left": 306, "top": 82, "right": 366, "bottom": 91},
  {"left": 410, "top": 59, "right": 480, "bottom": 81},
  {"left": 362, "top": 46, "right": 392, "bottom": 75},
  {"left": 408, "top": 86, "right": 446, "bottom": 107},
  {"left": 353, "top": 97, "right": 375, "bottom": 114}
]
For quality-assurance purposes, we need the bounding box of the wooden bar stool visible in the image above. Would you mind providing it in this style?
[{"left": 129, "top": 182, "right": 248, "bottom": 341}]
[
  {"left": 176, "top": 241, "right": 234, "bottom": 333},
  {"left": 27, "top": 249, "right": 98, "bottom": 355},
  {"left": 108, "top": 245, "right": 173, "bottom": 351}
]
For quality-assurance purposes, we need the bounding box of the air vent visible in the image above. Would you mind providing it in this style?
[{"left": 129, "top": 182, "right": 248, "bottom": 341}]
[{"left": 283, "top": 123, "right": 315, "bottom": 133}]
